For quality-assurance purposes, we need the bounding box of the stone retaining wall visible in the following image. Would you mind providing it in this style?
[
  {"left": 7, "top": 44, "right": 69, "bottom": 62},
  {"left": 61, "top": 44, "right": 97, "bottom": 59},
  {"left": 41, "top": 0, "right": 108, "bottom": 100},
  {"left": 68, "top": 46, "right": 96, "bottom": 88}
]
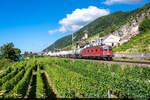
[{"left": 114, "top": 53, "right": 150, "bottom": 59}]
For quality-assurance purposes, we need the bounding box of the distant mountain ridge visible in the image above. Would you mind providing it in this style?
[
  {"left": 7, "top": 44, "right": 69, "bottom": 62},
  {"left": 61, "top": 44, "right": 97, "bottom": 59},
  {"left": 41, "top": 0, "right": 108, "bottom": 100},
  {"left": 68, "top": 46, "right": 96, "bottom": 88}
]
[{"left": 43, "top": 3, "right": 150, "bottom": 52}]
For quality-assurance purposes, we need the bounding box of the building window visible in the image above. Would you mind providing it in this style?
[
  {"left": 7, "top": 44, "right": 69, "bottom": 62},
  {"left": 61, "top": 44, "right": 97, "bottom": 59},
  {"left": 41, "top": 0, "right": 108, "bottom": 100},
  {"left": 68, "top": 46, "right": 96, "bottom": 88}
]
[
  {"left": 95, "top": 49, "right": 98, "bottom": 52},
  {"left": 112, "top": 43, "right": 114, "bottom": 46}
]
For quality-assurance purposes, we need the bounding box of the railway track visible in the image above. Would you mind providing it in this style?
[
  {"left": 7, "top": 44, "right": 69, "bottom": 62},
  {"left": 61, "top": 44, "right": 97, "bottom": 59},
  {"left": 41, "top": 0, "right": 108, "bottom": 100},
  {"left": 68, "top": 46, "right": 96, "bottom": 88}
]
[{"left": 73, "top": 58, "right": 150, "bottom": 67}]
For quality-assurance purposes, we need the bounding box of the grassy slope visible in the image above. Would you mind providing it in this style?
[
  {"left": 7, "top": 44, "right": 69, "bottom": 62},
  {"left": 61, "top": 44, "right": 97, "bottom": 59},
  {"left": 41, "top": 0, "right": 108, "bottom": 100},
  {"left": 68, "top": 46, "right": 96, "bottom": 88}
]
[{"left": 113, "top": 30, "right": 150, "bottom": 53}]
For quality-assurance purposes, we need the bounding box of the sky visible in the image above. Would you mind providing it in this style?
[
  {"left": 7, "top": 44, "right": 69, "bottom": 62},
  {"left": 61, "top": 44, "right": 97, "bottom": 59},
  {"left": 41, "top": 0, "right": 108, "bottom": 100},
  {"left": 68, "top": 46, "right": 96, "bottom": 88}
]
[{"left": 0, "top": 0, "right": 149, "bottom": 53}]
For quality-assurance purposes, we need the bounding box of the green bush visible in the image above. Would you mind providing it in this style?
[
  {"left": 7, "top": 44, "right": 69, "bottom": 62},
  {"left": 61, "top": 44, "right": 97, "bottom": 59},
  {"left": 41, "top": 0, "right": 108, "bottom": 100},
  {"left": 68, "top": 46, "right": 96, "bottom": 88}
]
[
  {"left": 1, "top": 69, "right": 25, "bottom": 92},
  {"left": 36, "top": 66, "right": 46, "bottom": 98},
  {"left": 0, "top": 67, "right": 12, "bottom": 79},
  {"left": 0, "top": 59, "right": 14, "bottom": 70},
  {"left": 0, "top": 69, "right": 18, "bottom": 87},
  {"left": 11, "top": 67, "right": 32, "bottom": 98}
]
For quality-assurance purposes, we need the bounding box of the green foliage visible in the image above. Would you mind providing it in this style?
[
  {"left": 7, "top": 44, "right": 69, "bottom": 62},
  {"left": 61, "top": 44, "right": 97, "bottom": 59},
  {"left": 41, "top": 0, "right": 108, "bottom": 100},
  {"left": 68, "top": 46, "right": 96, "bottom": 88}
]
[
  {"left": 43, "top": 35, "right": 72, "bottom": 51},
  {"left": 11, "top": 67, "right": 32, "bottom": 98},
  {"left": 45, "top": 64, "right": 76, "bottom": 98},
  {"left": 0, "top": 57, "right": 150, "bottom": 98},
  {"left": 1, "top": 69, "right": 25, "bottom": 92},
  {"left": 0, "top": 67, "right": 12, "bottom": 79},
  {"left": 23, "top": 51, "right": 39, "bottom": 59},
  {"left": 36, "top": 66, "right": 46, "bottom": 98},
  {"left": 139, "top": 16, "right": 150, "bottom": 33},
  {"left": 0, "top": 42, "right": 21, "bottom": 61},
  {"left": 0, "top": 59, "right": 14, "bottom": 70},
  {"left": 0, "top": 69, "right": 18, "bottom": 87},
  {"left": 43, "top": 57, "right": 150, "bottom": 98}
]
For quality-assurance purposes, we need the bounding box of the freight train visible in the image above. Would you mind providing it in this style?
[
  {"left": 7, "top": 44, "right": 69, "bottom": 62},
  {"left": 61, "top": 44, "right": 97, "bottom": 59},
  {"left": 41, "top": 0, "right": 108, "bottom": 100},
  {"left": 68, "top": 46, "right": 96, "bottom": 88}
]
[{"left": 48, "top": 45, "right": 113, "bottom": 61}]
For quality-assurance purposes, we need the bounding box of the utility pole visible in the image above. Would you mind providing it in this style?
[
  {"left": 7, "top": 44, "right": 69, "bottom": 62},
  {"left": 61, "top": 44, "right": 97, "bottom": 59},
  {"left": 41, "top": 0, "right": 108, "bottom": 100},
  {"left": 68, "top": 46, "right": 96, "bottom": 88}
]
[
  {"left": 72, "top": 33, "right": 76, "bottom": 50},
  {"left": 72, "top": 33, "right": 73, "bottom": 50},
  {"left": 53, "top": 43, "right": 55, "bottom": 52}
]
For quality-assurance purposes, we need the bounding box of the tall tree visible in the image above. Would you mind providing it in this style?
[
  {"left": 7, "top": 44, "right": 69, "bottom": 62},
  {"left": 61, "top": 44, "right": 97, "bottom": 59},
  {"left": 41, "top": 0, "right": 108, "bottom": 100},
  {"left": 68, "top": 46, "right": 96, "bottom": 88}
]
[
  {"left": 24, "top": 51, "right": 29, "bottom": 58},
  {"left": 0, "top": 42, "right": 21, "bottom": 61}
]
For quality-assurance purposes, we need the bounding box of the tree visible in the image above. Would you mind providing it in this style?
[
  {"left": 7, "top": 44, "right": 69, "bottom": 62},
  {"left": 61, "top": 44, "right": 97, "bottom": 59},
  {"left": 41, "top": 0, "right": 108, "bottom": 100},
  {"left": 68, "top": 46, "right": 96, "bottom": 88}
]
[
  {"left": 23, "top": 51, "right": 39, "bottom": 59},
  {"left": 0, "top": 42, "right": 21, "bottom": 61},
  {"left": 14, "top": 48, "right": 21, "bottom": 60},
  {"left": 0, "top": 50, "right": 2, "bottom": 59},
  {"left": 23, "top": 51, "right": 29, "bottom": 58},
  {"left": 29, "top": 52, "right": 33, "bottom": 58}
]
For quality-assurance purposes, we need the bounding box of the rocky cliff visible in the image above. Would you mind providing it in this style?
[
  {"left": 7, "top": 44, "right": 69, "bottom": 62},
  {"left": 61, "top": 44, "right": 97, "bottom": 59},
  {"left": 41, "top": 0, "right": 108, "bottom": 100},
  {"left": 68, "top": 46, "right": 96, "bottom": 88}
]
[{"left": 112, "top": 8, "right": 150, "bottom": 46}]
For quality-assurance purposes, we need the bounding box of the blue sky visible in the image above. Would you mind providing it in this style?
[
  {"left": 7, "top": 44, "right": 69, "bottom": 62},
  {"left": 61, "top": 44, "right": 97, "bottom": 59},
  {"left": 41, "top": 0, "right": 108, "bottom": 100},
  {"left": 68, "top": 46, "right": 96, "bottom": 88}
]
[{"left": 0, "top": 0, "right": 149, "bottom": 53}]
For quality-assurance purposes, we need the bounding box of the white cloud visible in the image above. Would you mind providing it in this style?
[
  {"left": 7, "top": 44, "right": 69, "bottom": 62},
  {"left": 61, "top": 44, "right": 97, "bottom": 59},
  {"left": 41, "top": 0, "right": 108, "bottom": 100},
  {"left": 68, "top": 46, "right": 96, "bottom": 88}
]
[
  {"left": 103, "top": 0, "right": 145, "bottom": 5},
  {"left": 48, "top": 6, "right": 110, "bottom": 34}
]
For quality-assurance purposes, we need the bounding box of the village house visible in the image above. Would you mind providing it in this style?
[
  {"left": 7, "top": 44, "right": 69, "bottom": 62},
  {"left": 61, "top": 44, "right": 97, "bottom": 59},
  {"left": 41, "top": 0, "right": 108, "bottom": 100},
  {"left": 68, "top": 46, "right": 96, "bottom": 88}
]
[
  {"left": 76, "top": 41, "right": 89, "bottom": 49},
  {"left": 102, "top": 34, "right": 120, "bottom": 47}
]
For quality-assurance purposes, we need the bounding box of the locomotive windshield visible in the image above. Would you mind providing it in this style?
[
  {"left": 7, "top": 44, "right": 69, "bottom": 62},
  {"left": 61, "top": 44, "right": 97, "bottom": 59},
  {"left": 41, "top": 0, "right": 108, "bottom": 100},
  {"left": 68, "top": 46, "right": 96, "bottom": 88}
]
[{"left": 103, "top": 48, "right": 107, "bottom": 51}]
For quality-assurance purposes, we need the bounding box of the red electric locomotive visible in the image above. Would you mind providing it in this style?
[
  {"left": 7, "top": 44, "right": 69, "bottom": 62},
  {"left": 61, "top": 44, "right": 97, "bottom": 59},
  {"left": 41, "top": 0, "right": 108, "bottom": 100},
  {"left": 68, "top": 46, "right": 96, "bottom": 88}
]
[{"left": 81, "top": 46, "right": 113, "bottom": 60}]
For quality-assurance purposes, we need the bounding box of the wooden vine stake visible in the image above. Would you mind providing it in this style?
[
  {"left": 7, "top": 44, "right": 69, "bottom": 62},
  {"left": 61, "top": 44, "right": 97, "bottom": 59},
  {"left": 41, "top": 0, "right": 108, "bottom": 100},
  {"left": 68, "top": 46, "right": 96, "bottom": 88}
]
[{"left": 108, "top": 89, "right": 110, "bottom": 98}]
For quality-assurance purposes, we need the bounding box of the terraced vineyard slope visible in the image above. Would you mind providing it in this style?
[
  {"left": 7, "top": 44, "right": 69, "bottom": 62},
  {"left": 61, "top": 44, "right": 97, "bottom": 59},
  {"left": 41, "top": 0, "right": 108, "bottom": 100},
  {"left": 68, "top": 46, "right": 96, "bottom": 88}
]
[{"left": 0, "top": 57, "right": 150, "bottom": 98}]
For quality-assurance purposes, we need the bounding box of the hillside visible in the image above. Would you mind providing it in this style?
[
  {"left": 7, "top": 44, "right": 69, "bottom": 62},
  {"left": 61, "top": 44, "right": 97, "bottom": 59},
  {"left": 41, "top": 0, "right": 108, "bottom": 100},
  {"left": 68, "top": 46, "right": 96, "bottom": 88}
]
[
  {"left": 114, "top": 16, "right": 150, "bottom": 53},
  {"left": 43, "top": 3, "right": 150, "bottom": 52},
  {"left": 114, "top": 29, "right": 150, "bottom": 53}
]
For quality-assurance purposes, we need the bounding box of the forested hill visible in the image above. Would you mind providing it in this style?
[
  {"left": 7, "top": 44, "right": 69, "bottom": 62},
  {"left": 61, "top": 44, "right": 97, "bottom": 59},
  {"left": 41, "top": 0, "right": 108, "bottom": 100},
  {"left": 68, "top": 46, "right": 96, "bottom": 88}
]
[{"left": 43, "top": 3, "right": 150, "bottom": 52}]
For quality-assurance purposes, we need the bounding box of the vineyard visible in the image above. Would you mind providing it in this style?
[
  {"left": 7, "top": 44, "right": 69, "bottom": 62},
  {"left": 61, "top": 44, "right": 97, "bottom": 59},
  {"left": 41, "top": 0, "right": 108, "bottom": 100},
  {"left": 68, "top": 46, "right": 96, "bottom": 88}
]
[{"left": 0, "top": 57, "right": 150, "bottom": 98}]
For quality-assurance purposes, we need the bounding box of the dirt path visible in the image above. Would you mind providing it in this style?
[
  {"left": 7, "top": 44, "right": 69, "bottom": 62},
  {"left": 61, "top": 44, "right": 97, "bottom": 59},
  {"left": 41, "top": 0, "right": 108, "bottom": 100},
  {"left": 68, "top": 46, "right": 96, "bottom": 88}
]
[
  {"left": 24, "top": 74, "right": 33, "bottom": 98},
  {"left": 25, "top": 73, "right": 37, "bottom": 98},
  {"left": 45, "top": 72, "right": 60, "bottom": 98},
  {"left": 41, "top": 73, "right": 57, "bottom": 99},
  {"left": 45, "top": 72, "right": 85, "bottom": 98}
]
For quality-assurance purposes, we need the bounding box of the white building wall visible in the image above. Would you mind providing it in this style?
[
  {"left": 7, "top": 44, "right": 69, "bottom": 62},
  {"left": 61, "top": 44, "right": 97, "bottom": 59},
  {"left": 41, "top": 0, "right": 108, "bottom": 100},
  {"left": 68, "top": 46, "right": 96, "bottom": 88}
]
[{"left": 102, "top": 35, "right": 120, "bottom": 47}]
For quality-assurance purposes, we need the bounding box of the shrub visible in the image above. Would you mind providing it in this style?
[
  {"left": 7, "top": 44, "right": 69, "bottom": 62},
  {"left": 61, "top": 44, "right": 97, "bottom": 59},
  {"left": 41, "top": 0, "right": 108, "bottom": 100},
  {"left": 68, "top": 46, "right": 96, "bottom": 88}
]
[{"left": 0, "top": 59, "right": 13, "bottom": 70}]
